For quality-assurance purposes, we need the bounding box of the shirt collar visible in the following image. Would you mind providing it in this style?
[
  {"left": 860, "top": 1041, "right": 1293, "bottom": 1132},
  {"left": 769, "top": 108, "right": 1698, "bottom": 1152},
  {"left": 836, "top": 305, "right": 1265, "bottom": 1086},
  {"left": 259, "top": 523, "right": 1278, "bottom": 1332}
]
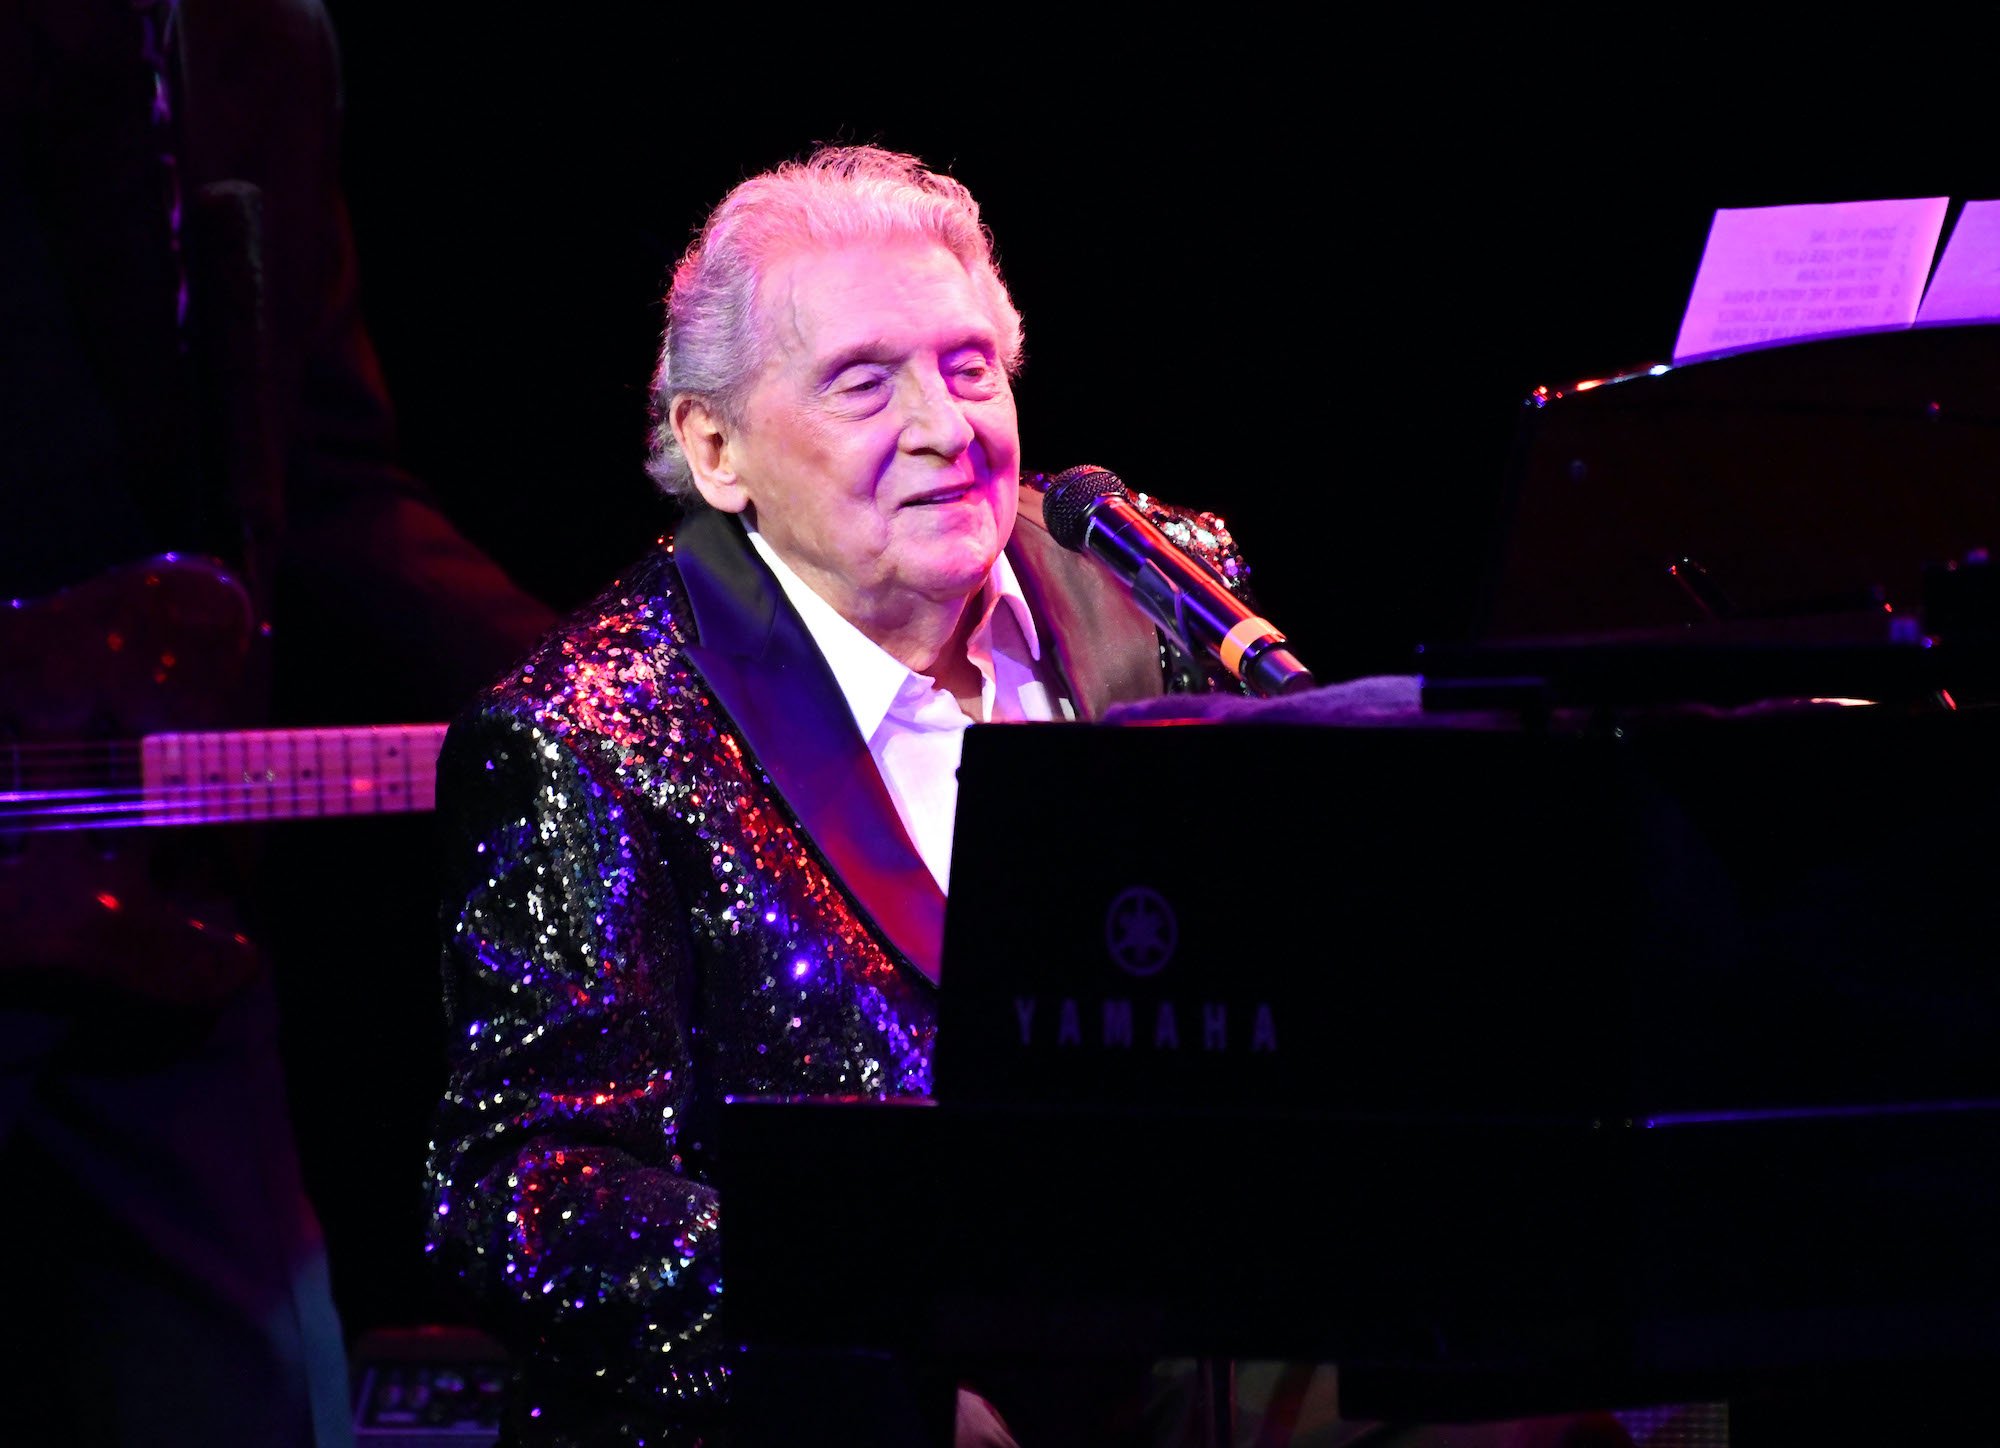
[
  {"left": 742, "top": 519, "right": 1041, "bottom": 739},
  {"left": 966, "top": 553, "right": 1042, "bottom": 668}
]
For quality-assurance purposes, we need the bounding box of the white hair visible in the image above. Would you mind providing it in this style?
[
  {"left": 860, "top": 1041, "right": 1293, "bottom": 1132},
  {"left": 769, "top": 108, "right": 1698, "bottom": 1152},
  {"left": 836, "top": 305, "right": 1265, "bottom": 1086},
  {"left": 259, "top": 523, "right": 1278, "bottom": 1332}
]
[{"left": 645, "top": 145, "right": 1025, "bottom": 502}]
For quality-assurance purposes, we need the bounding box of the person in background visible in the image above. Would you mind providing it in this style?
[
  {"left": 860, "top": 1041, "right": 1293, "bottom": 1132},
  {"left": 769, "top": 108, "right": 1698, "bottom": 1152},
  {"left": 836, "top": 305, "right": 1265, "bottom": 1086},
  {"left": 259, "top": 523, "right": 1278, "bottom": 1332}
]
[{"left": 0, "top": 3, "right": 554, "bottom": 1443}]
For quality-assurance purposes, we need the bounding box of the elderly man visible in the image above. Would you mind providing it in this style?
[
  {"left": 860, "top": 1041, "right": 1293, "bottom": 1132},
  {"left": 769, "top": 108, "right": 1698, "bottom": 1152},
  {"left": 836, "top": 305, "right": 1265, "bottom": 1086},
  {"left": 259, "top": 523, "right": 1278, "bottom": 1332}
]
[{"left": 424, "top": 146, "right": 1244, "bottom": 1445}]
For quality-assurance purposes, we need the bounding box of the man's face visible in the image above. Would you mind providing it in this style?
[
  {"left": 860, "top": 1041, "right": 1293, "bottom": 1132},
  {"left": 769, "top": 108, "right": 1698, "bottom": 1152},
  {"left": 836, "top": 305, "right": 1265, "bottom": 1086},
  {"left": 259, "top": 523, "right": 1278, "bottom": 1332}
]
[{"left": 700, "top": 241, "right": 1020, "bottom": 640}]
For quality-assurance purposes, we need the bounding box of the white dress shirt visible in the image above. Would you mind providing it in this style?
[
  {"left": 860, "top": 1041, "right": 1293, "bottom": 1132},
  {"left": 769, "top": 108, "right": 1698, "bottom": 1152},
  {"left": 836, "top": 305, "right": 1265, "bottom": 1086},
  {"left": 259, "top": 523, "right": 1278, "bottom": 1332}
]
[{"left": 745, "top": 523, "right": 1071, "bottom": 894}]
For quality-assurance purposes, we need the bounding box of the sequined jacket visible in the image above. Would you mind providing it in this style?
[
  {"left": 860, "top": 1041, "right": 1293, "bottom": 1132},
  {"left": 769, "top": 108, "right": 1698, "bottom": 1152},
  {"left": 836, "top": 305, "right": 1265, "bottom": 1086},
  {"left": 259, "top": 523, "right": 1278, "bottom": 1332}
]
[{"left": 425, "top": 483, "right": 1247, "bottom": 1441}]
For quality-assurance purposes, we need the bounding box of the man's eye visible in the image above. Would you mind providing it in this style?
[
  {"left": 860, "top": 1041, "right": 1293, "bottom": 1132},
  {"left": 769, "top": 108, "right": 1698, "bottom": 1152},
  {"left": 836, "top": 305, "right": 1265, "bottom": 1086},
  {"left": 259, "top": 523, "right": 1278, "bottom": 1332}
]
[{"left": 829, "top": 366, "right": 889, "bottom": 396}]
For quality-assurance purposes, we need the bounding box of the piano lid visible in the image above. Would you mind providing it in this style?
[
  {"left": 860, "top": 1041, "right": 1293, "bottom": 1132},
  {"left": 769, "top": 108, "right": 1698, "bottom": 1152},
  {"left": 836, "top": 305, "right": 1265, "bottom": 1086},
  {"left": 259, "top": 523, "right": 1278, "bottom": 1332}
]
[{"left": 1474, "top": 324, "right": 2000, "bottom": 646}]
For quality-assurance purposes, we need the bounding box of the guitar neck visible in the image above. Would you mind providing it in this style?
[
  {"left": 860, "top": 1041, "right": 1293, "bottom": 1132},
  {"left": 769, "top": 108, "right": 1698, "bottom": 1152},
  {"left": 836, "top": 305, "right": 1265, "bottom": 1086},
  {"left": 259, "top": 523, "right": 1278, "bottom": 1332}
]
[
  {"left": 1, "top": 723, "right": 450, "bottom": 833},
  {"left": 138, "top": 724, "right": 451, "bottom": 825}
]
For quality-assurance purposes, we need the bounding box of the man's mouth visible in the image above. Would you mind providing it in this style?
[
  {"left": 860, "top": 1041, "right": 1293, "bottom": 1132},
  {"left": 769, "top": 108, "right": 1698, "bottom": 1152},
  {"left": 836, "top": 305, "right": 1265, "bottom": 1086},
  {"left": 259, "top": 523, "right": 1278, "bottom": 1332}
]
[{"left": 903, "top": 483, "right": 977, "bottom": 507}]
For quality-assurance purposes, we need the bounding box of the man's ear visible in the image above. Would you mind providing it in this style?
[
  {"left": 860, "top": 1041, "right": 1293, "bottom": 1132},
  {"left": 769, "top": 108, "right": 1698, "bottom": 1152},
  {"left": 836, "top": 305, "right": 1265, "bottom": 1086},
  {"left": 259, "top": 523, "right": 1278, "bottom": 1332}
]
[{"left": 672, "top": 396, "right": 750, "bottom": 514}]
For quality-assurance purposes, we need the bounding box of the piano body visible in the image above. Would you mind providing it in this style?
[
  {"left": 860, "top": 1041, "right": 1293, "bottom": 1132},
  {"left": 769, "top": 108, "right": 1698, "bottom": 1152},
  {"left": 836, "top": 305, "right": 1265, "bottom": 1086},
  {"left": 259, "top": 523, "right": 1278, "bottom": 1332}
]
[{"left": 717, "top": 325, "right": 2000, "bottom": 1443}]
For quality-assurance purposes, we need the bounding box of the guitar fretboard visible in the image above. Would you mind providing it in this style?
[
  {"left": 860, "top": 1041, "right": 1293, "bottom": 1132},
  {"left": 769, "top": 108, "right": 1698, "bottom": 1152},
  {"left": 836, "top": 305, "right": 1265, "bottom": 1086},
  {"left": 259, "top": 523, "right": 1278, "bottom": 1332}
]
[
  {"left": 139, "top": 724, "right": 450, "bottom": 824},
  {"left": 1, "top": 724, "right": 449, "bottom": 832}
]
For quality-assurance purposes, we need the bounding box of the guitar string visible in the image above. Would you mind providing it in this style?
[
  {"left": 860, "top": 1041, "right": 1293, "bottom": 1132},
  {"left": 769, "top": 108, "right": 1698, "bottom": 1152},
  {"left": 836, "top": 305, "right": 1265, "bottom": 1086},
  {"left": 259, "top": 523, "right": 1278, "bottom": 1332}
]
[{"left": 4, "top": 781, "right": 435, "bottom": 827}]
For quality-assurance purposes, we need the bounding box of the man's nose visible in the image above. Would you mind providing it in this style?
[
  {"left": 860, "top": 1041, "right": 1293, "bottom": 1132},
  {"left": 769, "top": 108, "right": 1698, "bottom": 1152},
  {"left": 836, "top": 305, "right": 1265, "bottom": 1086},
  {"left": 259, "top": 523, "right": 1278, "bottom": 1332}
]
[{"left": 899, "top": 373, "right": 975, "bottom": 457}]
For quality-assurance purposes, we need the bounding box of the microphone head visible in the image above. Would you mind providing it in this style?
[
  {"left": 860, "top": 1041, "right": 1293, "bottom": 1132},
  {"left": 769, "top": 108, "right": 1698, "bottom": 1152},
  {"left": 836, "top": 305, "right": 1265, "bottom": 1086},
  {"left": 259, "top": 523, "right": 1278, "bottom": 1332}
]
[{"left": 1041, "top": 465, "right": 1129, "bottom": 552}]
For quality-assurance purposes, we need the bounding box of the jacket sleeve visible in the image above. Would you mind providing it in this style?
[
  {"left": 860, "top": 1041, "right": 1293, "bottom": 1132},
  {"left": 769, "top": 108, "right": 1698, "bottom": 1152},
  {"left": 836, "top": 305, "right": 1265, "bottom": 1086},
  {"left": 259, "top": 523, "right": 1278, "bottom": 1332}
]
[{"left": 424, "top": 694, "right": 732, "bottom": 1406}]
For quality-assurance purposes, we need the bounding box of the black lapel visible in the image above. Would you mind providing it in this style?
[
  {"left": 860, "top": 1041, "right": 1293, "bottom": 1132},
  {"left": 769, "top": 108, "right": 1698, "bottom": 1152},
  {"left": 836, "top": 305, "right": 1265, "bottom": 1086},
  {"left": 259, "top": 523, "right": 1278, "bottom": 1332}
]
[{"left": 673, "top": 508, "right": 947, "bottom": 984}]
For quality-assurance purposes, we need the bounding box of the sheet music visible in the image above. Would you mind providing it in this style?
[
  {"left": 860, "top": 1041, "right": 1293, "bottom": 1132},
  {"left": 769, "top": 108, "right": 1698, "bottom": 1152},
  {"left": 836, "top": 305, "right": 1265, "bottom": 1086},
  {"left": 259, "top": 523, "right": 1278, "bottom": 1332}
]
[
  {"left": 1672, "top": 197, "right": 1949, "bottom": 364},
  {"left": 1915, "top": 199, "right": 2000, "bottom": 327}
]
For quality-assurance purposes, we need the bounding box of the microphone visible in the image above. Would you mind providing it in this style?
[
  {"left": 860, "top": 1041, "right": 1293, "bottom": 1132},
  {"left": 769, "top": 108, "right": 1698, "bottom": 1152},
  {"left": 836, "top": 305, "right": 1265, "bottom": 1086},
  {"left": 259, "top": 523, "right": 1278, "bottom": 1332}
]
[{"left": 1040, "top": 465, "right": 1316, "bottom": 698}]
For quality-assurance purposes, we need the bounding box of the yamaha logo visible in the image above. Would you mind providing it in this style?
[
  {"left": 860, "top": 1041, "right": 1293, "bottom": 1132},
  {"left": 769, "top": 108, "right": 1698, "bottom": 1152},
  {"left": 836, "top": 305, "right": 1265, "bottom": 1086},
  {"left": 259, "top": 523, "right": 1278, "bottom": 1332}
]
[
  {"left": 1008, "top": 882, "right": 1277, "bottom": 1055},
  {"left": 1105, "top": 886, "right": 1177, "bottom": 977}
]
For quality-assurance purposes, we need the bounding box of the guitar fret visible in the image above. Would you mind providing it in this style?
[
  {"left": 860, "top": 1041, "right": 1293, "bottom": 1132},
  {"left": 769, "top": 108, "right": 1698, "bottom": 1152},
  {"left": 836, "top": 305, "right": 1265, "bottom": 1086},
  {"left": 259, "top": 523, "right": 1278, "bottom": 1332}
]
[
  {"left": 234, "top": 731, "right": 255, "bottom": 822},
  {"left": 252, "top": 731, "right": 273, "bottom": 821},
  {"left": 239, "top": 728, "right": 283, "bottom": 821},
  {"left": 413, "top": 726, "right": 433, "bottom": 812},
  {"left": 199, "top": 732, "right": 219, "bottom": 825},
  {"left": 381, "top": 731, "right": 405, "bottom": 811},
  {"left": 343, "top": 728, "right": 362, "bottom": 816},
  {"left": 250, "top": 729, "right": 275, "bottom": 821},
  {"left": 311, "top": 728, "right": 331, "bottom": 819}
]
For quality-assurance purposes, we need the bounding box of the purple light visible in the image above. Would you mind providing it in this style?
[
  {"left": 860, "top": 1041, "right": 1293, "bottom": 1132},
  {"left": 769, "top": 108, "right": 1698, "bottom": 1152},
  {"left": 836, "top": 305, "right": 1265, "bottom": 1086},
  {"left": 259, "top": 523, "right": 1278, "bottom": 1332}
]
[{"left": 1642, "top": 1097, "right": 2000, "bottom": 1129}]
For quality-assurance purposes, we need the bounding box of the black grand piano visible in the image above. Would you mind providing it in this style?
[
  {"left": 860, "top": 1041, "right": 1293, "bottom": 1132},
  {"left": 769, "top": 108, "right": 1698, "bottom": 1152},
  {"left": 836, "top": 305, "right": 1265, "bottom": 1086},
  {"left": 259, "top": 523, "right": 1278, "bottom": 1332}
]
[{"left": 717, "top": 326, "right": 2000, "bottom": 1447}]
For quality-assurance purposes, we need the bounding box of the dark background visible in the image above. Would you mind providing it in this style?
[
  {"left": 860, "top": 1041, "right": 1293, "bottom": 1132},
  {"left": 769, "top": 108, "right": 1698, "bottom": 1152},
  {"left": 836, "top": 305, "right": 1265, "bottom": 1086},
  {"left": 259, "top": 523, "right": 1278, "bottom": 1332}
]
[{"left": 301, "top": 7, "right": 2000, "bottom": 1340}]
